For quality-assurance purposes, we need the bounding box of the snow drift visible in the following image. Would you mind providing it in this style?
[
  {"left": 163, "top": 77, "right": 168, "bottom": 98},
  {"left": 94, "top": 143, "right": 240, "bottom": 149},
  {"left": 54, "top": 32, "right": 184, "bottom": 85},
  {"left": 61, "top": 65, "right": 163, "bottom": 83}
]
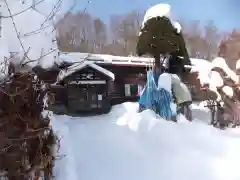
[{"left": 51, "top": 102, "right": 240, "bottom": 180}]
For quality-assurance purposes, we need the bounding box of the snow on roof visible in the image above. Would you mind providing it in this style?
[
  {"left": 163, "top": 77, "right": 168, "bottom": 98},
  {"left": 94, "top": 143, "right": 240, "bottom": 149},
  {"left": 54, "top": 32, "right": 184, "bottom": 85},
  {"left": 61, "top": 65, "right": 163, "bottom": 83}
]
[
  {"left": 90, "top": 63, "right": 115, "bottom": 80},
  {"left": 58, "top": 53, "right": 215, "bottom": 68},
  {"left": 58, "top": 52, "right": 154, "bottom": 64},
  {"left": 57, "top": 53, "right": 217, "bottom": 85},
  {"left": 56, "top": 60, "right": 115, "bottom": 83},
  {"left": 141, "top": 3, "right": 181, "bottom": 34},
  {"left": 56, "top": 52, "right": 90, "bottom": 64}
]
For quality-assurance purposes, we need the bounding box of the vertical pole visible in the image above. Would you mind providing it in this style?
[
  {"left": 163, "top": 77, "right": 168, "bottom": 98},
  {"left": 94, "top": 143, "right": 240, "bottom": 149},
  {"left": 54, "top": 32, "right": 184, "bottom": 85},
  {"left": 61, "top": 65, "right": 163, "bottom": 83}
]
[
  {"left": 152, "top": 53, "right": 161, "bottom": 113},
  {"left": 153, "top": 53, "right": 161, "bottom": 84}
]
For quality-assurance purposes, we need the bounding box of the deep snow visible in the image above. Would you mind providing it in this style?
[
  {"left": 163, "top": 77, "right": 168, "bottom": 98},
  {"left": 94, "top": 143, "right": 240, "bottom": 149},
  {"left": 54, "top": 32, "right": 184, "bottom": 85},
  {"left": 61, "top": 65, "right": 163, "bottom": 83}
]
[{"left": 51, "top": 102, "right": 240, "bottom": 180}]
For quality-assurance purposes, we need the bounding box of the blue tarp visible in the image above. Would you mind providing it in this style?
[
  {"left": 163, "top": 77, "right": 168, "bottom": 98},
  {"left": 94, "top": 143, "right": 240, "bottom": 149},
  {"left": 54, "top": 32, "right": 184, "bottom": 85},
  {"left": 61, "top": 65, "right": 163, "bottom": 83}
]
[{"left": 139, "top": 70, "right": 176, "bottom": 118}]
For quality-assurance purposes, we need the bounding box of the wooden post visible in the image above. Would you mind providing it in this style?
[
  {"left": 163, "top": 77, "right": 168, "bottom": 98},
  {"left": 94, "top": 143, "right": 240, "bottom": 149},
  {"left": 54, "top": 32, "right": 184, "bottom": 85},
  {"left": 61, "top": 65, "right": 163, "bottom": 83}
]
[{"left": 153, "top": 53, "right": 162, "bottom": 83}]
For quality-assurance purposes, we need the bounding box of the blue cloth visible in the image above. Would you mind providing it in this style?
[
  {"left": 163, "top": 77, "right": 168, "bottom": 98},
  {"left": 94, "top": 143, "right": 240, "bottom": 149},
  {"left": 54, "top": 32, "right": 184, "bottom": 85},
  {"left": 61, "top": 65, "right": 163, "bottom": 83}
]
[{"left": 139, "top": 70, "right": 176, "bottom": 118}]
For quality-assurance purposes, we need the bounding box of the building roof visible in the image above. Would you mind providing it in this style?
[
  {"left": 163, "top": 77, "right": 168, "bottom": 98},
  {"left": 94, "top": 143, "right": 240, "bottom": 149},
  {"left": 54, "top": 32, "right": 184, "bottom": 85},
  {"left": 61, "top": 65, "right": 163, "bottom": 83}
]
[
  {"left": 57, "top": 52, "right": 154, "bottom": 67},
  {"left": 56, "top": 60, "right": 115, "bottom": 83}
]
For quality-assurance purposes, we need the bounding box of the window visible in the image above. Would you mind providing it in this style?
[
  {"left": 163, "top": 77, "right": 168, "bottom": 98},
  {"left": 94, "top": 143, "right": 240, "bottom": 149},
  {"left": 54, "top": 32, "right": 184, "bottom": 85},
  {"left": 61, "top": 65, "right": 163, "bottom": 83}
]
[
  {"left": 97, "top": 94, "right": 102, "bottom": 101},
  {"left": 124, "top": 84, "right": 139, "bottom": 96},
  {"left": 130, "top": 84, "right": 138, "bottom": 96},
  {"left": 124, "top": 84, "right": 131, "bottom": 96}
]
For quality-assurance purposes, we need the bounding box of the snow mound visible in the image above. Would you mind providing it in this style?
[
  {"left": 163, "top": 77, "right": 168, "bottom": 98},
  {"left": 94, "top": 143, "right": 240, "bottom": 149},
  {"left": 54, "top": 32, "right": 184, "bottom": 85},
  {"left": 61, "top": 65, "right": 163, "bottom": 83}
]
[
  {"left": 189, "top": 58, "right": 213, "bottom": 85},
  {"left": 51, "top": 102, "right": 240, "bottom": 180}
]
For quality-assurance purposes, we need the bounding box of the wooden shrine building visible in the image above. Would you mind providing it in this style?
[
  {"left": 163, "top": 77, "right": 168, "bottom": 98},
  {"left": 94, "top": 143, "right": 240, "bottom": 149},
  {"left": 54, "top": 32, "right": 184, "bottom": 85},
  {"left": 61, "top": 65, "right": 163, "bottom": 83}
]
[
  {"left": 34, "top": 52, "right": 205, "bottom": 115},
  {"left": 46, "top": 53, "right": 151, "bottom": 114},
  {"left": 54, "top": 61, "right": 115, "bottom": 114}
]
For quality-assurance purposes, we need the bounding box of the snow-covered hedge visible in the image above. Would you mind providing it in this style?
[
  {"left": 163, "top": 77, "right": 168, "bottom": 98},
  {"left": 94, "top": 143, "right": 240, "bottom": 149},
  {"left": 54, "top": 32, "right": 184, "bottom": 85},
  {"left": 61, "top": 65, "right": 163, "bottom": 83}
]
[{"left": 0, "top": 63, "right": 58, "bottom": 180}]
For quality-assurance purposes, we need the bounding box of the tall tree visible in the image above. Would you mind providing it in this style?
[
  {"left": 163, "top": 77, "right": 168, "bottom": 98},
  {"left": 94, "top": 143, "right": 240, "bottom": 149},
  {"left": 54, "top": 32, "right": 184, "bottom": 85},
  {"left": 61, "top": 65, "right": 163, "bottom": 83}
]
[
  {"left": 182, "top": 20, "right": 204, "bottom": 58},
  {"left": 56, "top": 12, "right": 77, "bottom": 52},
  {"left": 93, "top": 18, "right": 107, "bottom": 53},
  {"left": 203, "top": 20, "right": 220, "bottom": 60},
  {"left": 74, "top": 12, "right": 94, "bottom": 52},
  {"left": 56, "top": 12, "right": 95, "bottom": 52},
  {"left": 110, "top": 11, "right": 142, "bottom": 56},
  {"left": 225, "top": 29, "right": 240, "bottom": 69}
]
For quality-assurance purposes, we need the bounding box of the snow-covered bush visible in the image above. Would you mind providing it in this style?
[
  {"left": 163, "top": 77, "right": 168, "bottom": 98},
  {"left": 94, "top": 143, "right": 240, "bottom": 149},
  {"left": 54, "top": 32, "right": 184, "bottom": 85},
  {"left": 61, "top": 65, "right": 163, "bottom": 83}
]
[
  {"left": 204, "top": 57, "right": 240, "bottom": 128},
  {"left": 0, "top": 62, "right": 58, "bottom": 180},
  {"left": 0, "top": 0, "right": 77, "bottom": 178}
]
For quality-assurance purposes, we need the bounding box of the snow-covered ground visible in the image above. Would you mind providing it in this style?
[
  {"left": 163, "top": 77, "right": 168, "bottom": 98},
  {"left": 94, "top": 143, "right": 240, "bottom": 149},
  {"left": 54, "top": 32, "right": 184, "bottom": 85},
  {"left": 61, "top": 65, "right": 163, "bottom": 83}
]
[{"left": 51, "top": 102, "right": 240, "bottom": 180}]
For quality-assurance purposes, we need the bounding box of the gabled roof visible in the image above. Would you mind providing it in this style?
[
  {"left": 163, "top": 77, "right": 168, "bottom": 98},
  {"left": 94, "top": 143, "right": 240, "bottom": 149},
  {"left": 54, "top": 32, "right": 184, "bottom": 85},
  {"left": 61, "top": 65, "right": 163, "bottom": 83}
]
[
  {"left": 56, "top": 61, "right": 115, "bottom": 83},
  {"left": 57, "top": 52, "right": 154, "bottom": 67}
]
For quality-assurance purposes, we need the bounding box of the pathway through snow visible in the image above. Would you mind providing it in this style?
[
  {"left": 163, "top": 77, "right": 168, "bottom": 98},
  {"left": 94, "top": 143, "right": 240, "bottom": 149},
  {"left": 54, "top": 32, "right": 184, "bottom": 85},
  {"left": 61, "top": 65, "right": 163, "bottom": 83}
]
[{"left": 51, "top": 102, "right": 240, "bottom": 180}]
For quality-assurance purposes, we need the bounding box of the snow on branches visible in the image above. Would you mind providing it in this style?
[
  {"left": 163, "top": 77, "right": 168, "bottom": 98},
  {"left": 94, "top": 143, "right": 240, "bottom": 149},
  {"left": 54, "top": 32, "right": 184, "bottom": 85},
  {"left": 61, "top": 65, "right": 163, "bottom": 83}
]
[
  {"left": 0, "top": 0, "right": 79, "bottom": 179},
  {"left": 0, "top": 62, "right": 58, "bottom": 180}
]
